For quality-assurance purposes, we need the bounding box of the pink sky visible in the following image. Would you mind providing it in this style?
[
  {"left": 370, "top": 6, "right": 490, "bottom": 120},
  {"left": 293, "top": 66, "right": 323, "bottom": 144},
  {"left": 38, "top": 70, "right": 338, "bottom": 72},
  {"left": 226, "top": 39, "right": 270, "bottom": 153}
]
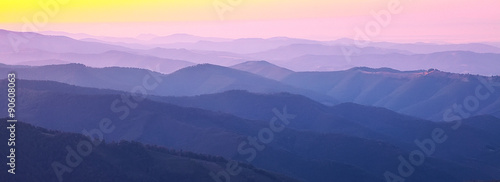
[{"left": 1, "top": 0, "right": 499, "bottom": 43}]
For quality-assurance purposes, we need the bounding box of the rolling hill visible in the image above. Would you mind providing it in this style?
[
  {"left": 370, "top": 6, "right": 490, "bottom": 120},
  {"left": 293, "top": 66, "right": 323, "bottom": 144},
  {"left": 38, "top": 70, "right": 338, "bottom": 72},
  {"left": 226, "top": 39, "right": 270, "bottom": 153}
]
[
  {"left": 231, "top": 61, "right": 294, "bottom": 80},
  {"left": 0, "top": 63, "right": 337, "bottom": 104},
  {"left": 0, "top": 119, "right": 300, "bottom": 182},
  {"left": 1, "top": 79, "right": 499, "bottom": 181},
  {"left": 281, "top": 68, "right": 500, "bottom": 120}
]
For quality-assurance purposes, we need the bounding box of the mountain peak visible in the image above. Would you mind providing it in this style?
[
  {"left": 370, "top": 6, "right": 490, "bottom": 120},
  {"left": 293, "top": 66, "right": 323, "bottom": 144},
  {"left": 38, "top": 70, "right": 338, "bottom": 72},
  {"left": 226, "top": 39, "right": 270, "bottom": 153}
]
[
  {"left": 173, "top": 63, "right": 229, "bottom": 73},
  {"left": 187, "top": 63, "right": 224, "bottom": 69},
  {"left": 231, "top": 61, "right": 294, "bottom": 80},
  {"left": 43, "top": 63, "right": 86, "bottom": 68},
  {"left": 234, "top": 60, "right": 274, "bottom": 66},
  {"left": 349, "top": 67, "right": 399, "bottom": 73}
]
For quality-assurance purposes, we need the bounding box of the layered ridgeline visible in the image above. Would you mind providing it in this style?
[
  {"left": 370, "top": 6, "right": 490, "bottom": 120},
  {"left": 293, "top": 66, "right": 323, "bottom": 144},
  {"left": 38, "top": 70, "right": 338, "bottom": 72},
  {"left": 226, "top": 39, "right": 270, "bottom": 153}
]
[
  {"left": 1, "top": 79, "right": 499, "bottom": 181},
  {"left": 0, "top": 119, "right": 299, "bottom": 182},
  {"left": 0, "top": 63, "right": 337, "bottom": 105},
  {"left": 2, "top": 29, "right": 500, "bottom": 75},
  {"left": 0, "top": 29, "right": 250, "bottom": 69},
  {"left": 1, "top": 63, "right": 499, "bottom": 120},
  {"left": 233, "top": 61, "right": 500, "bottom": 120}
]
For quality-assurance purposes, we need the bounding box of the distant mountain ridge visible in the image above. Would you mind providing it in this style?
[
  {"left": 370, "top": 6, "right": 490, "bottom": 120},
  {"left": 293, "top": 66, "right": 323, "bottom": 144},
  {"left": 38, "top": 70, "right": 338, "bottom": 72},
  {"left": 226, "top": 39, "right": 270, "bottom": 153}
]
[
  {"left": 38, "top": 30, "right": 500, "bottom": 54},
  {"left": 0, "top": 63, "right": 338, "bottom": 104},
  {"left": 1, "top": 63, "right": 499, "bottom": 120},
  {"left": 281, "top": 68, "right": 500, "bottom": 120},
  {"left": 2, "top": 18, "right": 499, "bottom": 182},
  {"left": 2, "top": 49, "right": 195, "bottom": 74},
  {"left": 0, "top": 119, "right": 300, "bottom": 182},
  {"left": 275, "top": 51, "right": 500, "bottom": 75},
  {"left": 3, "top": 29, "right": 500, "bottom": 75},
  {"left": 1, "top": 79, "right": 500, "bottom": 181},
  {"left": 231, "top": 61, "right": 294, "bottom": 80}
]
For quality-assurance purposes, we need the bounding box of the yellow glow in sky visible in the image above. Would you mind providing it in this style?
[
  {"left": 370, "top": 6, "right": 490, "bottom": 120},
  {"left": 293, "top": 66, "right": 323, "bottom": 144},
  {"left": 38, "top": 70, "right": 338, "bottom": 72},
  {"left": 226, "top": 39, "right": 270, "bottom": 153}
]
[
  {"left": 0, "top": 0, "right": 379, "bottom": 23},
  {"left": 0, "top": 0, "right": 499, "bottom": 42}
]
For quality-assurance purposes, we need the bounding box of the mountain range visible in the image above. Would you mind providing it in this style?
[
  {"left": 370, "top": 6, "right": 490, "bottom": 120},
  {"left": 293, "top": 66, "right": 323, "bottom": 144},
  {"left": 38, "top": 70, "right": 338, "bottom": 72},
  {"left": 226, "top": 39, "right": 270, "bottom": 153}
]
[
  {"left": 1, "top": 28, "right": 499, "bottom": 181},
  {"left": 2, "top": 29, "right": 500, "bottom": 75},
  {"left": 0, "top": 119, "right": 300, "bottom": 182},
  {"left": 1, "top": 79, "right": 500, "bottom": 181},
  {"left": 1, "top": 62, "right": 498, "bottom": 120}
]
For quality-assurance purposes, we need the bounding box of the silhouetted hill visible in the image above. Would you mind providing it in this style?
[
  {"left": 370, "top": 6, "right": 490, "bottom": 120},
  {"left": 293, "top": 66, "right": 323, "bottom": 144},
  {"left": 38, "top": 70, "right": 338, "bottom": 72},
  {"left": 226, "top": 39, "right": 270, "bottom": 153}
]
[
  {"left": 138, "top": 47, "right": 250, "bottom": 66},
  {"left": 370, "top": 42, "right": 500, "bottom": 54},
  {"left": 1, "top": 49, "right": 194, "bottom": 74},
  {"left": 154, "top": 90, "right": 389, "bottom": 142},
  {"left": 247, "top": 43, "right": 409, "bottom": 60},
  {"left": 158, "top": 37, "right": 320, "bottom": 54},
  {"left": 3, "top": 29, "right": 500, "bottom": 76},
  {"left": 231, "top": 61, "right": 294, "bottom": 80},
  {"left": 0, "top": 63, "right": 337, "bottom": 104},
  {"left": 0, "top": 63, "right": 169, "bottom": 95},
  {"left": 165, "top": 63, "right": 301, "bottom": 96},
  {"left": 0, "top": 84, "right": 387, "bottom": 181},
  {"left": 1, "top": 81, "right": 499, "bottom": 181},
  {"left": 282, "top": 68, "right": 500, "bottom": 120},
  {"left": 153, "top": 90, "right": 500, "bottom": 173},
  {"left": 279, "top": 51, "right": 500, "bottom": 75},
  {"left": 0, "top": 119, "right": 299, "bottom": 182},
  {"left": 347, "top": 67, "right": 425, "bottom": 73},
  {"left": 0, "top": 29, "right": 130, "bottom": 54},
  {"left": 0, "top": 79, "right": 123, "bottom": 95}
]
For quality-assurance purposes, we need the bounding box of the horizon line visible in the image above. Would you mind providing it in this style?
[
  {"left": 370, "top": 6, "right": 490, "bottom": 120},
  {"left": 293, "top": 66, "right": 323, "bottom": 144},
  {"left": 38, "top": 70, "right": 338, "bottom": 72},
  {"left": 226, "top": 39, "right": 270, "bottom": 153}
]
[{"left": 1, "top": 28, "right": 498, "bottom": 45}]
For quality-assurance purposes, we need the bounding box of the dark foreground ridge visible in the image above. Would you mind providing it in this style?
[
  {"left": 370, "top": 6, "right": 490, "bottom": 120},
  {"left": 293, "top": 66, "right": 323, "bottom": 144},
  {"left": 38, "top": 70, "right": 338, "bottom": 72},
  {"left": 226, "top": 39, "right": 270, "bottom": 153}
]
[{"left": 0, "top": 119, "right": 299, "bottom": 182}]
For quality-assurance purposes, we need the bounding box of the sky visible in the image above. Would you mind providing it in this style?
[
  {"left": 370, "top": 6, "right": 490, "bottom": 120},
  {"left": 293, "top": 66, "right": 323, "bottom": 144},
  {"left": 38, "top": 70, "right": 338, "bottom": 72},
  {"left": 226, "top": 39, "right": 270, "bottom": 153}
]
[{"left": 1, "top": 0, "right": 499, "bottom": 43}]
